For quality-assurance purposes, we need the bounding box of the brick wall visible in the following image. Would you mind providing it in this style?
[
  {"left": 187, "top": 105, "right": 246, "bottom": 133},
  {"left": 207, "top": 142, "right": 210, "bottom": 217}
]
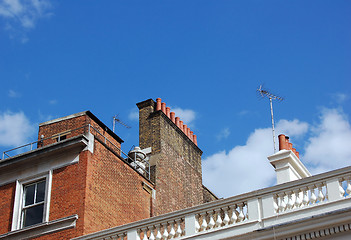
[
  {"left": 38, "top": 111, "right": 122, "bottom": 152},
  {"left": 137, "top": 99, "right": 204, "bottom": 216},
  {"left": 83, "top": 138, "right": 152, "bottom": 235},
  {"left": 0, "top": 183, "right": 15, "bottom": 235}
]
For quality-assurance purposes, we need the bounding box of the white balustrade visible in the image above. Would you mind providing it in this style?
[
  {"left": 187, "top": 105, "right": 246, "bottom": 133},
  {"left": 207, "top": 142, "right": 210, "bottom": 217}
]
[
  {"left": 135, "top": 219, "right": 184, "bottom": 240},
  {"left": 195, "top": 202, "right": 247, "bottom": 233},
  {"left": 274, "top": 181, "right": 327, "bottom": 213}
]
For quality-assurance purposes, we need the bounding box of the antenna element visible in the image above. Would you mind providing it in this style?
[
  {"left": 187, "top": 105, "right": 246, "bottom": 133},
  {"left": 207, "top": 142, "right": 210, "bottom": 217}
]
[
  {"left": 257, "top": 85, "right": 284, "bottom": 153},
  {"left": 113, "top": 114, "right": 131, "bottom": 133}
]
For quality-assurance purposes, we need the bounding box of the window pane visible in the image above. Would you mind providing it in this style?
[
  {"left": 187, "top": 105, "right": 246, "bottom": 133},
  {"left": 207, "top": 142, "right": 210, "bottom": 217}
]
[
  {"left": 24, "top": 184, "right": 35, "bottom": 206},
  {"left": 36, "top": 181, "right": 46, "bottom": 203},
  {"left": 23, "top": 204, "right": 44, "bottom": 227}
]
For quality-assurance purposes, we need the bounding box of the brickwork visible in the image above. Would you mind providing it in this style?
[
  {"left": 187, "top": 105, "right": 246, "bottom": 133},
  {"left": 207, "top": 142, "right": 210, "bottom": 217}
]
[
  {"left": 137, "top": 99, "right": 204, "bottom": 216},
  {"left": 83, "top": 138, "right": 152, "bottom": 235},
  {"left": 0, "top": 183, "right": 15, "bottom": 234},
  {"left": 38, "top": 111, "right": 122, "bottom": 151}
]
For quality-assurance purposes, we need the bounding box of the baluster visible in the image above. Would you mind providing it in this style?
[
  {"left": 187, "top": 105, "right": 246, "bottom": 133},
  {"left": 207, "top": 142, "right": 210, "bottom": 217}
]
[
  {"left": 294, "top": 189, "right": 302, "bottom": 208},
  {"left": 302, "top": 188, "right": 309, "bottom": 206},
  {"left": 317, "top": 184, "right": 325, "bottom": 202},
  {"left": 162, "top": 223, "right": 169, "bottom": 239},
  {"left": 278, "top": 193, "right": 286, "bottom": 212},
  {"left": 230, "top": 205, "right": 238, "bottom": 223},
  {"left": 121, "top": 233, "right": 126, "bottom": 240},
  {"left": 310, "top": 186, "right": 317, "bottom": 204},
  {"left": 237, "top": 203, "right": 245, "bottom": 222},
  {"left": 286, "top": 192, "right": 294, "bottom": 210},
  {"left": 195, "top": 215, "right": 200, "bottom": 233},
  {"left": 169, "top": 222, "right": 175, "bottom": 238},
  {"left": 175, "top": 220, "right": 182, "bottom": 237},
  {"left": 142, "top": 228, "right": 148, "bottom": 240},
  {"left": 346, "top": 179, "right": 351, "bottom": 196},
  {"left": 149, "top": 227, "right": 156, "bottom": 240},
  {"left": 215, "top": 209, "right": 223, "bottom": 227},
  {"left": 200, "top": 213, "right": 208, "bottom": 231},
  {"left": 208, "top": 211, "right": 215, "bottom": 229},
  {"left": 273, "top": 198, "right": 279, "bottom": 213},
  {"left": 339, "top": 180, "right": 346, "bottom": 197},
  {"left": 155, "top": 225, "right": 162, "bottom": 240},
  {"left": 223, "top": 208, "right": 230, "bottom": 226},
  {"left": 136, "top": 230, "right": 141, "bottom": 240}
]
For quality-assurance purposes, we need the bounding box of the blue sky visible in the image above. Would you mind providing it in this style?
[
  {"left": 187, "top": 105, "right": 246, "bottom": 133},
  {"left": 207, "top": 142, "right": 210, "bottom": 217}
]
[{"left": 1, "top": 0, "right": 350, "bottom": 197}]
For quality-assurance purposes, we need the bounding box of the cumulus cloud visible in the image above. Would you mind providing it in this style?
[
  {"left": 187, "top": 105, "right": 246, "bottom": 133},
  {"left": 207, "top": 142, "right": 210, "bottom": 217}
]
[
  {"left": 171, "top": 107, "right": 196, "bottom": 126},
  {"left": 0, "top": 0, "right": 53, "bottom": 41},
  {"left": 216, "top": 127, "right": 230, "bottom": 141},
  {"left": 303, "top": 108, "right": 351, "bottom": 173},
  {"left": 203, "top": 127, "right": 277, "bottom": 198},
  {"left": 0, "top": 111, "right": 35, "bottom": 147}
]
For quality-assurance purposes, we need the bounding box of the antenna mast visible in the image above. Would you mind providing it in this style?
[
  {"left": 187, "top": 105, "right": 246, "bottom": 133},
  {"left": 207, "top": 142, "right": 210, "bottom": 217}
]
[
  {"left": 257, "top": 85, "right": 284, "bottom": 153},
  {"left": 113, "top": 115, "right": 131, "bottom": 133}
]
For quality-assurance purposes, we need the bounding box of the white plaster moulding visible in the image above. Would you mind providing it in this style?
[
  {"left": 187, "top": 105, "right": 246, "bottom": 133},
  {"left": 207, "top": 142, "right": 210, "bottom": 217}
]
[{"left": 0, "top": 214, "right": 78, "bottom": 240}]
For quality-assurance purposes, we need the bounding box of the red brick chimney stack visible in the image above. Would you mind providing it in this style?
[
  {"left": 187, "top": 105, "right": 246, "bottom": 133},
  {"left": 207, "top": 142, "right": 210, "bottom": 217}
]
[
  {"left": 278, "top": 134, "right": 299, "bottom": 158},
  {"left": 154, "top": 98, "right": 198, "bottom": 146}
]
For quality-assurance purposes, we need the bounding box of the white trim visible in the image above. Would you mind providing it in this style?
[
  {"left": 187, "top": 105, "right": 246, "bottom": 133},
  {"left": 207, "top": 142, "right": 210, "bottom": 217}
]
[
  {"left": 1, "top": 215, "right": 78, "bottom": 240},
  {"left": 11, "top": 171, "right": 52, "bottom": 231}
]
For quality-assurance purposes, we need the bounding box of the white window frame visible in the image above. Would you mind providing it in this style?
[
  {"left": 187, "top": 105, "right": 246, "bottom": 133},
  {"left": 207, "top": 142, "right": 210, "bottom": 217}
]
[{"left": 11, "top": 170, "right": 52, "bottom": 231}]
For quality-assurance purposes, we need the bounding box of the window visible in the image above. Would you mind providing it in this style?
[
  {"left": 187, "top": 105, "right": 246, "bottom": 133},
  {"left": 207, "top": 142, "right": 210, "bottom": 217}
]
[
  {"left": 56, "top": 135, "right": 67, "bottom": 142},
  {"left": 22, "top": 180, "right": 46, "bottom": 227},
  {"left": 12, "top": 171, "right": 52, "bottom": 231}
]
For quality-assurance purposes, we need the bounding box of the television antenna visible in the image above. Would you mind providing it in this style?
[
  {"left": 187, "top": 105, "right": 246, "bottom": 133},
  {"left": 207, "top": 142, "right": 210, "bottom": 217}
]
[
  {"left": 113, "top": 115, "right": 131, "bottom": 133},
  {"left": 257, "top": 85, "right": 284, "bottom": 153}
]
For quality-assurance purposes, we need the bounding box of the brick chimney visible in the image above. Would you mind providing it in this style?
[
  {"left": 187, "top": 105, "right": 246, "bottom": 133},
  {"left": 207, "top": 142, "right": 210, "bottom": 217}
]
[
  {"left": 137, "top": 98, "right": 203, "bottom": 216},
  {"left": 268, "top": 134, "right": 311, "bottom": 184}
]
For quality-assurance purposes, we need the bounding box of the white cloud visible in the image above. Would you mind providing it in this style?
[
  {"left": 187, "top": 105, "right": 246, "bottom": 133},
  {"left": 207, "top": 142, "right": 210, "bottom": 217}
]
[
  {"left": 203, "top": 127, "right": 276, "bottom": 198},
  {"left": 0, "top": 0, "right": 53, "bottom": 41},
  {"left": 303, "top": 108, "right": 351, "bottom": 173},
  {"left": 275, "top": 119, "right": 309, "bottom": 137},
  {"left": 128, "top": 109, "right": 139, "bottom": 121},
  {"left": 0, "top": 111, "right": 35, "bottom": 147},
  {"left": 171, "top": 107, "right": 196, "bottom": 127},
  {"left": 216, "top": 127, "right": 230, "bottom": 141}
]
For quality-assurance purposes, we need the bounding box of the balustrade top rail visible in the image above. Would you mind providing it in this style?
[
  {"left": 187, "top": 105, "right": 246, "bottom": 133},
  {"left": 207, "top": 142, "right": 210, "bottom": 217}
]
[{"left": 1, "top": 124, "right": 150, "bottom": 179}]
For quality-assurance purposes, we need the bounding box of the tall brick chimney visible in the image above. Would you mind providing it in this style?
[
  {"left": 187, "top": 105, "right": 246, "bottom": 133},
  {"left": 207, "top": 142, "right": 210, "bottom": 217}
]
[{"left": 137, "top": 98, "right": 203, "bottom": 216}]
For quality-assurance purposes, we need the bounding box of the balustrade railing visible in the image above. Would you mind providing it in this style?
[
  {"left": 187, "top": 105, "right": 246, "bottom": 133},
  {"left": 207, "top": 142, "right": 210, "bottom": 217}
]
[
  {"left": 136, "top": 217, "right": 185, "bottom": 240},
  {"left": 74, "top": 166, "right": 351, "bottom": 240},
  {"left": 196, "top": 201, "right": 247, "bottom": 233},
  {"left": 273, "top": 181, "right": 327, "bottom": 213}
]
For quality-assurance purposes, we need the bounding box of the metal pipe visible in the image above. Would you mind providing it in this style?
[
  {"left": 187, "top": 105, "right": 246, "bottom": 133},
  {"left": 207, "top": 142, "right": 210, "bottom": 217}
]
[{"left": 270, "top": 97, "right": 277, "bottom": 153}]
